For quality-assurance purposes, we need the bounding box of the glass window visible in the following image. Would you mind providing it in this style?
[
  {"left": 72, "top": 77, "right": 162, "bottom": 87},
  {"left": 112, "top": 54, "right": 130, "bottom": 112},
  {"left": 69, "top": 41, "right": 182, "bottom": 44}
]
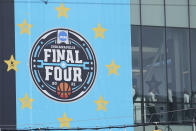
[
  {"left": 190, "top": 29, "right": 196, "bottom": 103},
  {"left": 170, "top": 126, "right": 192, "bottom": 131},
  {"left": 145, "top": 125, "right": 169, "bottom": 131},
  {"left": 142, "top": 26, "right": 167, "bottom": 102},
  {"left": 168, "top": 103, "right": 192, "bottom": 122},
  {"left": 190, "top": 0, "right": 196, "bottom": 5},
  {"left": 131, "top": 0, "right": 139, "bottom": 4},
  {"left": 166, "top": 28, "right": 191, "bottom": 103},
  {"left": 145, "top": 103, "right": 167, "bottom": 123},
  {"left": 134, "top": 127, "right": 144, "bottom": 131},
  {"left": 190, "top": 5, "right": 196, "bottom": 28},
  {"left": 141, "top": 4, "right": 164, "bottom": 26},
  {"left": 141, "top": 0, "right": 163, "bottom": 5},
  {"left": 165, "top": 0, "right": 188, "bottom": 5},
  {"left": 191, "top": 104, "right": 196, "bottom": 117},
  {"left": 133, "top": 103, "right": 142, "bottom": 123},
  {"left": 131, "top": 26, "right": 142, "bottom": 102},
  {"left": 131, "top": 4, "right": 140, "bottom": 25},
  {"left": 166, "top": 5, "right": 188, "bottom": 27}
]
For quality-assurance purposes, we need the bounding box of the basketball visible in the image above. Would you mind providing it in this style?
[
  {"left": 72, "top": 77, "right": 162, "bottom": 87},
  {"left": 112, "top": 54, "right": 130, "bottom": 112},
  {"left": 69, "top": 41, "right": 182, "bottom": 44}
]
[{"left": 56, "top": 82, "right": 72, "bottom": 99}]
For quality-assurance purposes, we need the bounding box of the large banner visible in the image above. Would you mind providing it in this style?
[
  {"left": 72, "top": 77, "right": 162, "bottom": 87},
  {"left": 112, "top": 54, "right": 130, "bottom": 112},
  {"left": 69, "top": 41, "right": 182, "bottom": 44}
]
[{"left": 2, "top": 0, "right": 133, "bottom": 130}]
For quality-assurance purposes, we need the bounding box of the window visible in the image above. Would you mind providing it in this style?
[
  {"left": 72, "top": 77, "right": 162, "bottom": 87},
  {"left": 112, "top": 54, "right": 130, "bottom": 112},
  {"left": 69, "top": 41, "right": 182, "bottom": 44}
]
[
  {"left": 141, "top": 0, "right": 164, "bottom": 26},
  {"left": 132, "top": 26, "right": 142, "bottom": 102},
  {"left": 166, "top": 28, "right": 191, "bottom": 122},
  {"left": 190, "top": 29, "right": 196, "bottom": 102},
  {"left": 131, "top": 0, "right": 140, "bottom": 25},
  {"left": 166, "top": 28, "right": 191, "bottom": 103},
  {"left": 166, "top": 0, "right": 188, "bottom": 27},
  {"left": 142, "top": 26, "right": 167, "bottom": 102}
]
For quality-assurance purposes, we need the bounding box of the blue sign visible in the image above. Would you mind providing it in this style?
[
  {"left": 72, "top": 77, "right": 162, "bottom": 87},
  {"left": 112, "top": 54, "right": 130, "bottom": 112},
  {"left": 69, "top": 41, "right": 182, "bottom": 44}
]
[{"left": 15, "top": 0, "right": 133, "bottom": 130}]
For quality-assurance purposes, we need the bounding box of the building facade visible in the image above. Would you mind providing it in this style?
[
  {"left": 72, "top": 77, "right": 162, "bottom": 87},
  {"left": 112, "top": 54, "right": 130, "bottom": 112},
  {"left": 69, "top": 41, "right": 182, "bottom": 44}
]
[{"left": 131, "top": 0, "right": 196, "bottom": 130}]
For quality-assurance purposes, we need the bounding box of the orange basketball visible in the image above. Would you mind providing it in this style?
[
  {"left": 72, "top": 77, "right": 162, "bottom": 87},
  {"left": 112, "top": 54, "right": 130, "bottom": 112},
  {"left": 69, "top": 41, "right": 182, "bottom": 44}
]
[{"left": 56, "top": 82, "right": 72, "bottom": 99}]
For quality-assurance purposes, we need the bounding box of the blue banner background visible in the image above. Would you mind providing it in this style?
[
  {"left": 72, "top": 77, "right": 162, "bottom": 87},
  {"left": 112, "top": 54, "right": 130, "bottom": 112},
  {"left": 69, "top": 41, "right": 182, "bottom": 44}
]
[{"left": 14, "top": 0, "right": 133, "bottom": 130}]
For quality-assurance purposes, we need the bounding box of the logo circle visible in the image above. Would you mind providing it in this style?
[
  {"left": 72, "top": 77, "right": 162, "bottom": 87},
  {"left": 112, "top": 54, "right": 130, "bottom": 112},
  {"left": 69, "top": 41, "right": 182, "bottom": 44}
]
[
  {"left": 58, "top": 31, "right": 67, "bottom": 42},
  {"left": 29, "top": 28, "right": 97, "bottom": 102}
]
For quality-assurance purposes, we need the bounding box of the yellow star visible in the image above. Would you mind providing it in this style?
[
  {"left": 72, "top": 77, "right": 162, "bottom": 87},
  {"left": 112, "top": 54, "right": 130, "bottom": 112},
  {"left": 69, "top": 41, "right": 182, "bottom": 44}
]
[
  {"left": 18, "top": 93, "right": 34, "bottom": 110},
  {"left": 57, "top": 113, "right": 72, "bottom": 128},
  {"left": 105, "top": 60, "right": 120, "bottom": 75},
  {"left": 4, "top": 55, "right": 20, "bottom": 72},
  {"left": 92, "top": 23, "right": 107, "bottom": 39},
  {"left": 94, "top": 96, "right": 108, "bottom": 111},
  {"left": 17, "top": 19, "right": 32, "bottom": 35},
  {"left": 56, "top": 3, "right": 70, "bottom": 18}
]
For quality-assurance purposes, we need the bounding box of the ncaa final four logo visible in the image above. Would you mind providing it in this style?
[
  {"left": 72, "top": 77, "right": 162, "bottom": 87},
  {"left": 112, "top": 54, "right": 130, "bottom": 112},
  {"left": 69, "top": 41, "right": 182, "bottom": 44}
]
[{"left": 29, "top": 28, "right": 97, "bottom": 102}]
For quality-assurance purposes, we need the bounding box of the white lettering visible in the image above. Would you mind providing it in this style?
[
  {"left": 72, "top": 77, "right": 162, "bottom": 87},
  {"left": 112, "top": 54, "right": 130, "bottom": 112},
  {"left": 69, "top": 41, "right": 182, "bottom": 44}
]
[
  {"left": 64, "top": 67, "right": 72, "bottom": 81},
  {"left": 66, "top": 50, "right": 74, "bottom": 63},
  {"left": 44, "top": 49, "right": 51, "bottom": 62},
  {"left": 45, "top": 66, "right": 53, "bottom": 81},
  {"left": 52, "top": 49, "right": 56, "bottom": 62},
  {"left": 54, "top": 67, "right": 62, "bottom": 81},
  {"left": 75, "top": 50, "right": 82, "bottom": 63},
  {"left": 56, "top": 49, "right": 65, "bottom": 62},
  {"left": 73, "top": 68, "right": 82, "bottom": 82}
]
